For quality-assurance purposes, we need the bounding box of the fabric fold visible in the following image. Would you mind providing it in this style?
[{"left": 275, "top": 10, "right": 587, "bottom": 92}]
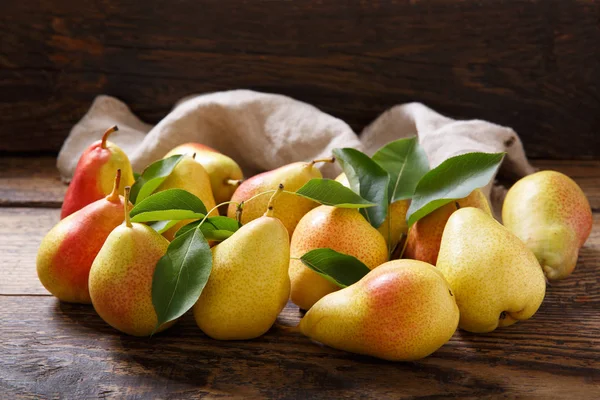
[{"left": 57, "top": 90, "right": 535, "bottom": 214}]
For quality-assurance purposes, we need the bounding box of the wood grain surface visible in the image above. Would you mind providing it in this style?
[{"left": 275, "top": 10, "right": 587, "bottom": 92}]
[
  {"left": 0, "top": 157, "right": 65, "bottom": 207},
  {"left": 0, "top": 157, "right": 599, "bottom": 398},
  {"left": 2, "top": 1, "right": 600, "bottom": 158}
]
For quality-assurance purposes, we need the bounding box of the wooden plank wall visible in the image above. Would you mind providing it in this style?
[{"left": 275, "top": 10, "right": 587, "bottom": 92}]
[{"left": 1, "top": 0, "right": 599, "bottom": 158}]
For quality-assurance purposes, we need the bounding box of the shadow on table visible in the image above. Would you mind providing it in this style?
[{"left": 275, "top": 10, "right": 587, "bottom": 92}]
[
  {"left": 111, "top": 313, "right": 494, "bottom": 397},
  {"left": 49, "top": 295, "right": 512, "bottom": 397}
]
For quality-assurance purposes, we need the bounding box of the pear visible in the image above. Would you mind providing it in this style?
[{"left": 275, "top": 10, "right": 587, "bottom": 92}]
[
  {"left": 37, "top": 170, "right": 127, "bottom": 304},
  {"left": 193, "top": 186, "right": 290, "bottom": 340},
  {"left": 336, "top": 173, "right": 409, "bottom": 251},
  {"left": 502, "top": 171, "right": 593, "bottom": 281},
  {"left": 227, "top": 159, "right": 333, "bottom": 236},
  {"left": 61, "top": 126, "right": 135, "bottom": 219},
  {"left": 88, "top": 187, "right": 173, "bottom": 336},
  {"left": 404, "top": 189, "right": 491, "bottom": 264},
  {"left": 299, "top": 259, "right": 459, "bottom": 361},
  {"left": 164, "top": 143, "right": 243, "bottom": 205},
  {"left": 437, "top": 207, "right": 546, "bottom": 333},
  {"left": 156, "top": 154, "right": 218, "bottom": 240},
  {"left": 289, "top": 205, "right": 388, "bottom": 310}
]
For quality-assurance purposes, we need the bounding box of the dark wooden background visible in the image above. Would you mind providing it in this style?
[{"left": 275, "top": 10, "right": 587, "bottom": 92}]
[{"left": 1, "top": 0, "right": 599, "bottom": 158}]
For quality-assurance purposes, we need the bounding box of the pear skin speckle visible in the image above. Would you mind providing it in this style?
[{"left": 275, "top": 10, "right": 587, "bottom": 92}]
[
  {"left": 193, "top": 215, "right": 290, "bottom": 340},
  {"left": 299, "top": 260, "right": 459, "bottom": 361},
  {"left": 289, "top": 205, "right": 388, "bottom": 310},
  {"left": 503, "top": 170, "right": 593, "bottom": 280},
  {"left": 88, "top": 223, "right": 173, "bottom": 336},
  {"left": 227, "top": 162, "right": 322, "bottom": 236},
  {"left": 37, "top": 196, "right": 126, "bottom": 304},
  {"left": 437, "top": 207, "right": 546, "bottom": 333}
]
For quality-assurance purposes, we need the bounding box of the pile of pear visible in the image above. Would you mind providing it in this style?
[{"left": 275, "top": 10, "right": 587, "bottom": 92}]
[{"left": 37, "top": 129, "right": 593, "bottom": 362}]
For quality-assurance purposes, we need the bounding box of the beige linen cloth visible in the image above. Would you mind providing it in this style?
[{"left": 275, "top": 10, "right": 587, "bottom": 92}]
[{"left": 57, "top": 90, "right": 536, "bottom": 216}]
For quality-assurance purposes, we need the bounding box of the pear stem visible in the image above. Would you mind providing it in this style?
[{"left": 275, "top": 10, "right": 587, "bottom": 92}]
[
  {"left": 308, "top": 156, "right": 336, "bottom": 167},
  {"left": 265, "top": 184, "right": 284, "bottom": 217},
  {"left": 192, "top": 152, "right": 197, "bottom": 160},
  {"left": 226, "top": 179, "right": 243, "bottom": 187},
  {"left": 101, "top": 125, "right": 119, "bottom": 149},
  {"left": 243, "top": 189, "right": 276, "bottom": 205},
  {"left": 124, "top": 186, "right": 133, "bottom": 228},
  {"left": 106, "top": 169, "right": 122, "bottom": 202},
  {"left": 234, "top": 188, "right": 297, "bottom": 222},
  {"left": 235, "top": 202, "right": 244, "bottom": 223},
  {"left": 196, "top": 201, "right": 237, "bottom": 228}
]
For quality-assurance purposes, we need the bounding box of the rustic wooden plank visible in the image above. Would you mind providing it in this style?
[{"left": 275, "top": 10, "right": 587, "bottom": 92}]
[
  {"left": 0, "top": 157, "right": 65, "bottom": 207},
  {"left": 1, "top": 167, "right": 599, "bottom": 397},
  {"left": 0, "top": 295, "right": 598, "bottom": 399},
  {"left": 0, "top": 208, "right": 59, "bottom": 295},
  {"left": 1, "top": 157, "right": 599, "bottom": 210},
  {"left": 1, "top": 0, "right": 600, "bottom": 157}
]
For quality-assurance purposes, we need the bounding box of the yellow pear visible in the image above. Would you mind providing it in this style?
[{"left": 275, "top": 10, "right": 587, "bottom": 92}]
[
  {"left": 503, "top": 170, "right": 593, "bottom": 280},
  {"left": 289, "top": 205, "right": 388, "bottom": 310},
  {"left": 157, "top": 155, "right": 218, "bottom": 240},
  {"left": 437, "top": 207, "right": 546, "bottom": 333},
  {"left": 227, "top": 160, "right": 333, "bottom": 236},
  {"left": 88, "top": 187, "right": 174, "bottom": 336},
  {"left": 164, "top": 143, "right": 243, "bottom": 204},
  {"left": 335, "top": 173, "right": 409, "bottom": 250},
  {"left": 193, "top": 187, "right": 290, "bottom": 340},
  {"left": 299, "top": 259, "right": 459, "bottom": 361}
]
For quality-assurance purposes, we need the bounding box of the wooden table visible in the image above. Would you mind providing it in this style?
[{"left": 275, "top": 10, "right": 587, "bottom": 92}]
[{"left": 1, "top": 157, "right": 599, "bottom": 399}]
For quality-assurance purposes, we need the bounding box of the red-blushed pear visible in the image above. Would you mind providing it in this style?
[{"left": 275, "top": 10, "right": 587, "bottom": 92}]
[
  {"left": 61, "top": 125, "right": 135, "bottom": 219},
  {"left": 503, "top": 171, "right": 593, "bottom": 280},
  {"left": 289, "top": 205, "right": 388, "bottom": 311},
  {"left": 227, "top": 159, "right": 334, "bottom": 236},
  {"left": 88, "top": 187, "right": 174, "bottom": 337},
  {"left": 164, "top": 143, "right": 243, "bottom": 205},
  {"left": 404, "top": 189, "right": 491, "bottom": 264},
  {"left": 298, "top": 259, "right": 459, "bottom": 361},
  {"left": 37, "top": 170, "right": 128, "bottom": 304},
  {"left": 193, "top": 185, "right": 290, "bottom": 340}
]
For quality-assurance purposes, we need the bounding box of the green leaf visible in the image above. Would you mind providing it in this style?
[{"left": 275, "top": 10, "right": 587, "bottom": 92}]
[
  {"left": 152, "top": 226, "right": 212, "bottom": 329},
  {"left": 295, "top": 178, "right": 376, "bottom": 208},
  {"left": 133, "top": 172, "right": 141, "bottom": 181},
  {"left": 406, "top": 152, "right": 505, "bottom": 227},
  {"left": 300, "top": 248, "right": 371, "bottom": 288},
  {"left": 129, "top": 188, "right": 208, "bottom": 223},
  {"left": 332, "top": 148, "right": 389, "bottom": 228},
  {"left": 176, "top": 216, "right": 241, "bottom": 242},
  {"left": 148, "top": 220, "right": 180, "bottom": 234},
  {"left": 130, "top": 155, "right": 185, "bottom": 204},
  {"left": 372, "top": 137, "right": 430, "bottom": 202}
]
